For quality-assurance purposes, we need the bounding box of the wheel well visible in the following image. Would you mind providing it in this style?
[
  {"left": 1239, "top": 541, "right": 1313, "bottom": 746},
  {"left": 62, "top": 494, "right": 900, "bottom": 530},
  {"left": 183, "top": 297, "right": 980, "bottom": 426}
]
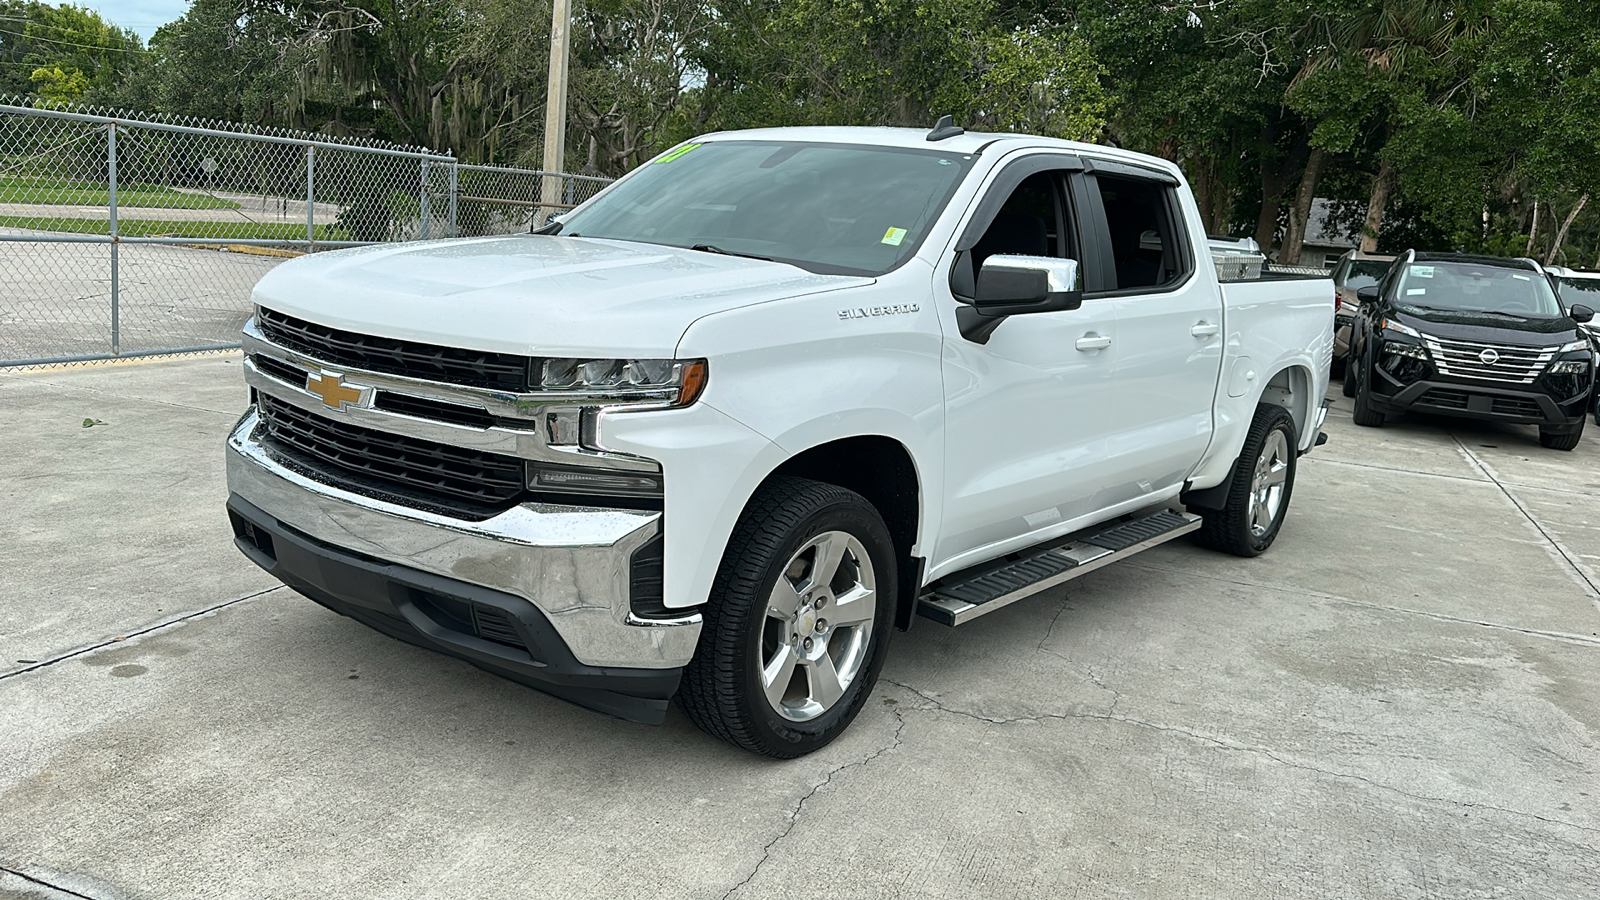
[
  {"left": 766, "top": 436, "right": 922, "bottom": 629},
  {"left": 1260, "top": 366, "right": 1311, "bottom": 443}
]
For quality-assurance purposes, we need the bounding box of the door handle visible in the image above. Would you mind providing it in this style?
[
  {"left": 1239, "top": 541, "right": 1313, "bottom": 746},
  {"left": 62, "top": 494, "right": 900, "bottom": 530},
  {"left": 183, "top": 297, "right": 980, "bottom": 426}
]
[
  {"left": 1075, "top": 334, "right": 1112, "bottom": 351},
  {"left": 1190, "top": 322, "right": 1219, "bottom": 337}
]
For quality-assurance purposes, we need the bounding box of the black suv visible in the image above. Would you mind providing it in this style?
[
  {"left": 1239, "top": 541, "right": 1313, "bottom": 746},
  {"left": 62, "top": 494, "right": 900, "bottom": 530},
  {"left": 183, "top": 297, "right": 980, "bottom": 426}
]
[{"left": 1343, "top": 252, "right": 1597, "bottom": 450}]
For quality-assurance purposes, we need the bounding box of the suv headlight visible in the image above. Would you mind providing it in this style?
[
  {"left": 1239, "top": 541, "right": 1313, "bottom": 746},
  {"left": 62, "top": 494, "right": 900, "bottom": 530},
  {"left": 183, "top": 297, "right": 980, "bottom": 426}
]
[
  {"left": 1557, "top": 339, "right": 1591, "bottom": 353},
  {"left": 1381, "top": 318, "right": 1421, "bottom": 339},
  {"left": 1549, "top": 359, "right": 1590, "bottom": 375}
]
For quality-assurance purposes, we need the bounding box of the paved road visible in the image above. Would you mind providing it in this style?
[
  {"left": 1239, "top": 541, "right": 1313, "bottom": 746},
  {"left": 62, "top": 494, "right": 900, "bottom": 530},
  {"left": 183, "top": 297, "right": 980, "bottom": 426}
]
[
  {"left": 2, "top": 356, "right": 1597, "bottom": 898},
  {"left": 0, "top": 196, "right": 343, "bottom": 225},
  {"left": 0, "top": 235, "right": 285, "bottom": 363}
]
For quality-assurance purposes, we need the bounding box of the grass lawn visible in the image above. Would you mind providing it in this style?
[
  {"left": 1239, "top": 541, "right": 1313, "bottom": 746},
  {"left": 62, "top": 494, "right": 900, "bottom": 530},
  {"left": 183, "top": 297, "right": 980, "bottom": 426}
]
[
  {"left": 0, "top": 176, "right": 241, "bottom": 210},
  {"left": 0, "top": 215, "right": 346, "bottom": 242}
]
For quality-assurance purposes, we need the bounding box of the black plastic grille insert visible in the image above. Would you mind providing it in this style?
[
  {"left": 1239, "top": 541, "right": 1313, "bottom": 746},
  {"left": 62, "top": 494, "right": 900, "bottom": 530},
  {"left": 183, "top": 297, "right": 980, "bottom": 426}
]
[
  {"left": 257, "top": 395, "right": 525, "bottom": 518},
  {"left": 257, "top": 307, "right": 530, "bottom": 392}
]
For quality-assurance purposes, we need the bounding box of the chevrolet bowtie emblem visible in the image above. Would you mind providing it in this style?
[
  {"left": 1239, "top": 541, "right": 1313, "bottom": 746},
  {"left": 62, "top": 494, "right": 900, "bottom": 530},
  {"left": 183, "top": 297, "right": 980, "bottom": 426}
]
[{"left": 306, "top": 371, "right": 366, "bottom": 409}]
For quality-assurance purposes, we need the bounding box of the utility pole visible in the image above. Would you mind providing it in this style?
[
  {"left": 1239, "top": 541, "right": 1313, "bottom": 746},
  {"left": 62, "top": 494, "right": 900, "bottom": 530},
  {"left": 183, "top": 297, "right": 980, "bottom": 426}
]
[{"left": 540, "top": 0, "right": 571, "bottom": 225}]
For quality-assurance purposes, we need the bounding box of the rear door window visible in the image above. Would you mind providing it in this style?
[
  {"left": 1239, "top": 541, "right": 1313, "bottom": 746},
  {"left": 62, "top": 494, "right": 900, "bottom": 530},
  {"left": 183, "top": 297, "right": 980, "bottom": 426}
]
[{"left": 1082, "top": 173, "right": 1191, "bottom": 294}]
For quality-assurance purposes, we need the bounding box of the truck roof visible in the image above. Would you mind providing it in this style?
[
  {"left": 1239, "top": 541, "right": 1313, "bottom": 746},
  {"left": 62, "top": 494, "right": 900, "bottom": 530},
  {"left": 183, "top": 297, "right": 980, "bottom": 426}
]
[{"left": 691, "top": 126, "right": 1184, "bottom": 181}]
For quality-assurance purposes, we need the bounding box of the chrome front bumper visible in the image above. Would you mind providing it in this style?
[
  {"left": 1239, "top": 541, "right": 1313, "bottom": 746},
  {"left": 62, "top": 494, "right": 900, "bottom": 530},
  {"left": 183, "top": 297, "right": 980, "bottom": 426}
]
[{"left": 226, "top": 408, "right": 701, "bottom": 670}]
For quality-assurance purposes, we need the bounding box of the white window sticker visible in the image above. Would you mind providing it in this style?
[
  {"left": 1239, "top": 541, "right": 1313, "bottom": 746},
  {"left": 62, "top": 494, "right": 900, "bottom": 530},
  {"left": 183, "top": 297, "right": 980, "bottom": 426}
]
[
  {"left": 881, "top": 227, "right": 908, "bottom": 246},
  {"left": 1410, "top": 265, "right": 1434, "bottom": 278},
  {"left": 1406, "top": 288, "right": 1427, "bottom": 296}
]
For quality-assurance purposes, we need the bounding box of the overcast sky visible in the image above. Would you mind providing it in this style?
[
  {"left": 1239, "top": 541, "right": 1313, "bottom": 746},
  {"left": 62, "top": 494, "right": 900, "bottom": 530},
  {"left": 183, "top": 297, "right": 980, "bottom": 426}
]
[{"left": 85, "top": 0, "right": 189, "bottom": 40}]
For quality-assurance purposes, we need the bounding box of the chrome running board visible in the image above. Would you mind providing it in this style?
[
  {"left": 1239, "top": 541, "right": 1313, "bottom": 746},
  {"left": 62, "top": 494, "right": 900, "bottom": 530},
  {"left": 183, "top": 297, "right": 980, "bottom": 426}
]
[{"left": 917, "top": 508, "right": 1201, "bottom": 626}]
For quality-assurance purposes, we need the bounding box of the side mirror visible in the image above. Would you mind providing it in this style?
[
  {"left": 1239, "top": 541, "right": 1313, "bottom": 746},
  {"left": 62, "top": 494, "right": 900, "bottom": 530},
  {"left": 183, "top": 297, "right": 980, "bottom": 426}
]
[
  {"left": 1571, "top": 304, "right": 1595, "bottom": 324},
  {"left": 1356, "top": 285, "right": 1380, "bottom": 304},
  {"left": 972, "top": 255, "right": 1083, "bottom": 316}
]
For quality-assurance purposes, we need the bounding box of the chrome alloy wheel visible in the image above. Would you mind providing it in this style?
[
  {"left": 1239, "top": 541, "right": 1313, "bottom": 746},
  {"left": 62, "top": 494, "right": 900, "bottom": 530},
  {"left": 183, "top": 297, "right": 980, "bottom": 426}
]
[
  {"left": 1248, "top": 429, "right": 1291, "bottom": 537},
  {"left": 760, "top": 531, "right": 877, "bottom": 722}
]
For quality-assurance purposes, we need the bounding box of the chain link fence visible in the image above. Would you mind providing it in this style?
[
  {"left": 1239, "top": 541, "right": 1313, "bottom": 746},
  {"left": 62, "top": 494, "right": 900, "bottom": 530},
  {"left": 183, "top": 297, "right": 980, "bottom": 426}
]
[{"left": 0, "top": 98, "right": 612, "bottom": 367}]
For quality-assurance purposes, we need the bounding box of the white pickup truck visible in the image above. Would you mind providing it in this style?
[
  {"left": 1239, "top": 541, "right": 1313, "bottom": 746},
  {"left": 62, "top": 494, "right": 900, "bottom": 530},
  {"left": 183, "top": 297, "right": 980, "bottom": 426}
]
[{"left": 225, "top": 123, "right": 1333, "bottom": 757}]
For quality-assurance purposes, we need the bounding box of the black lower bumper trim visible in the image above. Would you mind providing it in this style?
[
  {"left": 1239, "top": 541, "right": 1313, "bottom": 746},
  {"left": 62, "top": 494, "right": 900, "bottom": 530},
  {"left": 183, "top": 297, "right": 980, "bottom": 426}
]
[
  {"left": 227, "top": 494, "right": 681, "bottom": 725},
  {"left": 1370, "top": 378, "right": 1585, "bottom": 426}
]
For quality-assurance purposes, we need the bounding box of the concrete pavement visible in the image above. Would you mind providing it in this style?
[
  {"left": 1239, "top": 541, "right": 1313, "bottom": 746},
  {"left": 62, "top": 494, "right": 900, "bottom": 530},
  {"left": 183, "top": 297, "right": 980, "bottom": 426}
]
[{"left": 1, "top": 356, "right": 1597, "bottom": 899}]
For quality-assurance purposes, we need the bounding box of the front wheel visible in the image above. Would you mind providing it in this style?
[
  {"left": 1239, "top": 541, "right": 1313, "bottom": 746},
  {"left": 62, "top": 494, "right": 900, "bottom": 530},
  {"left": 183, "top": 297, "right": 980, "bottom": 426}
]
[
  {"left": 1539, "top": 418, "right": 1585, "bottom": 451},
  {"left": 1351, "top": 355, "right": 1386, "bottom": 427},
  {"left": 1195, "top": 404, "right": 1298, "bottom": 557},
  {"left": 677, "top": 477, "right": 896, "bottom": 758}
]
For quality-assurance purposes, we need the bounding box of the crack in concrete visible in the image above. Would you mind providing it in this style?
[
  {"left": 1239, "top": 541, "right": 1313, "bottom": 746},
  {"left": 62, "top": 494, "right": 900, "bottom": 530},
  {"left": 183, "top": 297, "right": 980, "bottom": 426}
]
[
  {"left": 1123, "top": 560, "right": 1600, "bottom": 649},
  {"left": 1307, "top": 455, "right": 1495, "bottom": 486},
  {"left": 885, "top": 678, "right": 1600, "bottom": 838},
  {"left": 1450, "top": 435, "right": 1600, "bottom": 599},
  {"left": 0, "top": 587, "right": 283, "bottom": 682},
  {"left": 0, "top": 865, "right": 101, "bottom": 900},
  {"left": 719, "top": 707, "right": 909, "bottom": 900}
]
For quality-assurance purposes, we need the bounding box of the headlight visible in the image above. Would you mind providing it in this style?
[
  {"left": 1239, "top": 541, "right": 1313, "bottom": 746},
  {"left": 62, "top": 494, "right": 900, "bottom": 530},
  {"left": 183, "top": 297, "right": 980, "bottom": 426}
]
[
  {"left": 1381, "top": 318, "right": 1421, "bottom": 338},
  {"left": 1549, "top": 360, "right": 1590, "bottom": 375},
  {"left": 1384, "top": 342, "right": 1428, "bottom": 360},
  {"left": 1557, "top": 339, "right": 1591, "bottom": 353},
  {"left": 536, "top": 358, "right": 707, "bottom": 406}
]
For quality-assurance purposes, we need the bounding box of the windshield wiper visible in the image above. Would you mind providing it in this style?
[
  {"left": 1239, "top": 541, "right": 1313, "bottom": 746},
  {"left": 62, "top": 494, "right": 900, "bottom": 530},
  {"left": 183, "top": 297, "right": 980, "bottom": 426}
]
[{"left": 690, "top": 243, "right": 773, "bottom": 262}]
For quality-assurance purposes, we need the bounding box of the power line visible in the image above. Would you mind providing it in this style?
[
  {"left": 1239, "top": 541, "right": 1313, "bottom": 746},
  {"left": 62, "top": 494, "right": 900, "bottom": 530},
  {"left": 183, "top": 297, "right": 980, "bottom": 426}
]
[{"left": 0, "top": 25, "right": 150, "bottom": 54}]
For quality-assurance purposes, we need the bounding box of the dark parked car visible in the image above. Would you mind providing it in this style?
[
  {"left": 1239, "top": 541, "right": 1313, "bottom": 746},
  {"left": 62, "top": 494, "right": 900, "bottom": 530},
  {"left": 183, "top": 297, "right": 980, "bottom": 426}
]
[{"left": 1343, "top": 252, "right": 1597, "bottom": 449}]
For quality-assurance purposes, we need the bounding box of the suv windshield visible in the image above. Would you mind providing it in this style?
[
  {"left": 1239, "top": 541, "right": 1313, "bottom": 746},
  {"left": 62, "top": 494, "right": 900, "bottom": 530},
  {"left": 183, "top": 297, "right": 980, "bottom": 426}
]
[
  {"left": 1393, "top": 261, "right": 1563, "bottom": 318},
  {"left": 555, "top": 141, "right": 974, "bottom": 276}
]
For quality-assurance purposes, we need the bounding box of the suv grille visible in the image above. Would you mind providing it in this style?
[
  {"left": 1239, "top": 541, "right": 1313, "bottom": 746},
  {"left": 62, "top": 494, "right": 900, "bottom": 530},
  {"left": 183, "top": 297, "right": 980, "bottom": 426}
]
[
  {"left": 1421, "top": 336, "right": 1557, "bottom": 384},
  {"left": 257, "top": 307, "right": 530, "bottom": 392},
  {"left": 257, "top": 395, "right": 525, "bottom": 518}
]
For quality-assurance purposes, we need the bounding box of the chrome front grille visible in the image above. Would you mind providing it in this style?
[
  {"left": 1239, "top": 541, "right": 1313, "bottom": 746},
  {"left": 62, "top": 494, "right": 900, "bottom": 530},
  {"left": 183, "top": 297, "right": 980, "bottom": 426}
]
[
  {"left": 1420, "top": 335, "right": 1556, "bottom": 384},
  {"left": 256, "top": 394, "right": 526, "bottom": 519}
]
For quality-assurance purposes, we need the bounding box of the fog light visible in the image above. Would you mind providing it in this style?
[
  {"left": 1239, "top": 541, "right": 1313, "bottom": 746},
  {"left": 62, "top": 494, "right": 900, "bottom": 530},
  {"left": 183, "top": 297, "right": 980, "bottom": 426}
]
[{"left": 527, "top": 462, "right": 663, "bottom": 498}]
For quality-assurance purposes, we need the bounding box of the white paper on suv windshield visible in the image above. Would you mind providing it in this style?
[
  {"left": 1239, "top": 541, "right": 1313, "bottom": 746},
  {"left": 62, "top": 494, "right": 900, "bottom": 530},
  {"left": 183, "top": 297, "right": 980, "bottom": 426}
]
[{"left": 556, "top": 141, "right": 975, "bottom": 276}]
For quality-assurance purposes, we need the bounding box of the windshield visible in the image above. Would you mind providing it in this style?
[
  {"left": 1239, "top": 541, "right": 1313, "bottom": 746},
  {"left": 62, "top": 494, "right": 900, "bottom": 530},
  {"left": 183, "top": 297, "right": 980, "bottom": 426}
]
[
  {"left": 1556, "top": 277, "right": 1600, "bottom": 305},
  {"left": 1342, "top": 259, "right": 1391, "bottom": 291},
  {"left": 555, "top": 141, "right": 974, "bottom": 276},
  {"left": 1392, "top": 262, "right": 1563, "bottom": 318}
]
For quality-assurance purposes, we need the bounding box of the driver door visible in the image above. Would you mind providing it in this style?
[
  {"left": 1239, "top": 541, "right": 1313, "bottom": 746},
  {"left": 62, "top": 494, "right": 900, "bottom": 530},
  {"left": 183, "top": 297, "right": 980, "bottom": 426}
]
[{"left": 934, "top": 155, "right": 1124, "bottom": 573}]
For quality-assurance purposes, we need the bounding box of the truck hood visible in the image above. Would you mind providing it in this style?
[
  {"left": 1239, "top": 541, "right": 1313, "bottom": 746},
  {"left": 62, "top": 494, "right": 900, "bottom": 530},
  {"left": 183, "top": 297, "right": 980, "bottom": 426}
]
[{"left": 251, "top": 235, "right": 872, "bottom": 357}]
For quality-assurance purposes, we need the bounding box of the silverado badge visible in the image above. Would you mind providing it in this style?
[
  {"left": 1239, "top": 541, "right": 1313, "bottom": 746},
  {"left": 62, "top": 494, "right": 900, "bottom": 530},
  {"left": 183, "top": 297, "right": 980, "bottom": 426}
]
[{"left": 306, "top": 371, "right": 367, "bottom": 409}]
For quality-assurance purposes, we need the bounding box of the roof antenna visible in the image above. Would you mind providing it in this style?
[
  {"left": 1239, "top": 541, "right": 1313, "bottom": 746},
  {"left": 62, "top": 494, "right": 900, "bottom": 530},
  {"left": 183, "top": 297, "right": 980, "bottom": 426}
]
[{"left": 926, "top": 115, "right": 964, "bottom": 142}]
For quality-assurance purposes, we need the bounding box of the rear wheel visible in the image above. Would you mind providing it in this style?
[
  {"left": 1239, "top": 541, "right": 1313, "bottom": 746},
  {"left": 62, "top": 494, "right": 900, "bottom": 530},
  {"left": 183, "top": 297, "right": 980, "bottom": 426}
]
[
  {"left": 1539, "top": 419, "right": 1585, "bottom": 451},
  {"left": 1196, "top": 404, "right": 1298, "bottom": 557},
  {"left": 677, "top": 477, "right": 895, "bottom": 758}
]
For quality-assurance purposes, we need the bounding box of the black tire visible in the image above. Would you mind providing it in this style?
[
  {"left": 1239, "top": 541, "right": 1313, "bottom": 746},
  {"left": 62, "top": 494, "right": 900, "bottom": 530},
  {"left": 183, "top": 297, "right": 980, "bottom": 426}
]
[
  {"left": 677, "top": 477, "right": 896, "bottom": 758},
  {"left": 1341, "top": 350, "right": 1357, "bottom": 397},
  {"left": 1539, "top": 419, "right": 1584, "bottom": 451},
  {"left": 1351, "top": 355, "right": 1385, "bottom": 427},
  {"left": 1195, "top": 404, "right": 1298, "bottom": 557}
]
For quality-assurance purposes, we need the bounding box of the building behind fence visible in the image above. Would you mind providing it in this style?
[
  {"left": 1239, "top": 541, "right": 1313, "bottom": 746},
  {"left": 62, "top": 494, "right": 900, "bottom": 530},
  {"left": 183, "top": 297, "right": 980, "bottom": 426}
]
[{"left": 0, "top": 98, "right": 612, "bottom": 367}]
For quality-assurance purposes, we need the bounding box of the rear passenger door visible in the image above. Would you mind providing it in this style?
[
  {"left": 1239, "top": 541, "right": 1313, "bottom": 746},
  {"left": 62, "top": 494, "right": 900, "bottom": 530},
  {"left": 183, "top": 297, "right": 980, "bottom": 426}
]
[{"left": 1079, "top": 163, "right": 1224, "bottom": 493}]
